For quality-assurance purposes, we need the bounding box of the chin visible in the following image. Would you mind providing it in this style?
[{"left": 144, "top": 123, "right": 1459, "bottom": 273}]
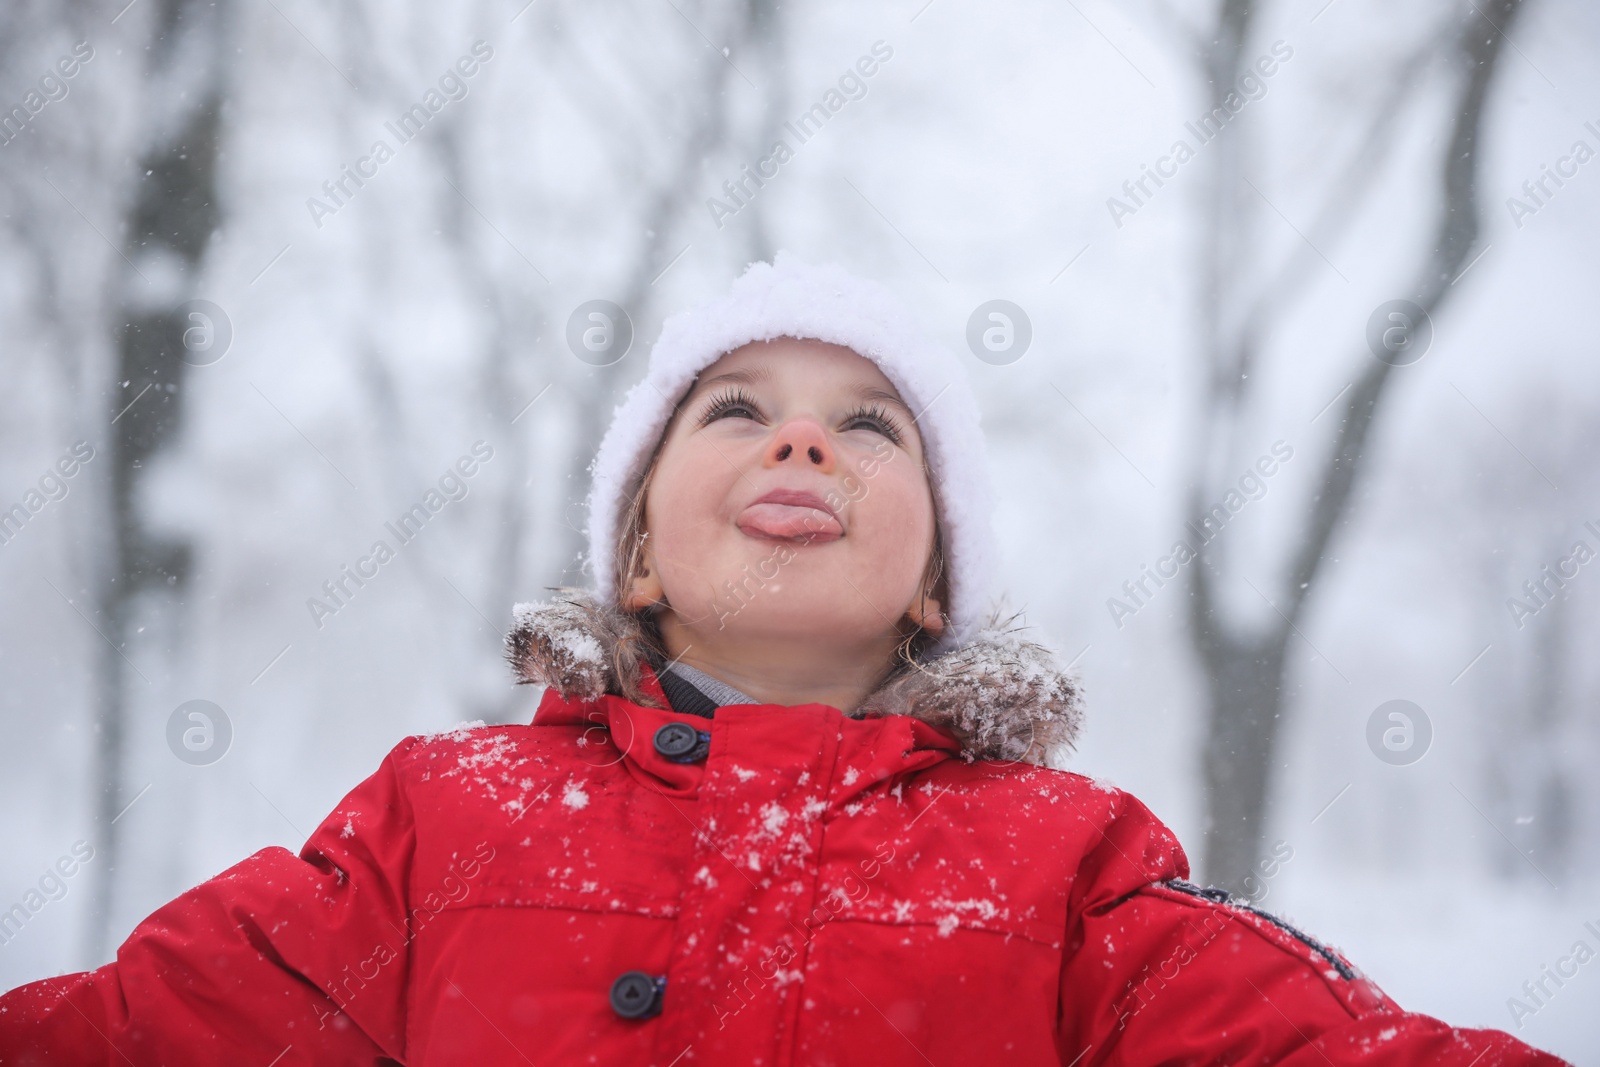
[{"left": 707, "top": 583, "right": 899, "bottom": 644}]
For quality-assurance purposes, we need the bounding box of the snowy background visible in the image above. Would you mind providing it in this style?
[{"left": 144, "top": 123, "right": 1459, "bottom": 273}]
[{"left": 1, "top": 0, "right": 1596, "bottom": 1061}]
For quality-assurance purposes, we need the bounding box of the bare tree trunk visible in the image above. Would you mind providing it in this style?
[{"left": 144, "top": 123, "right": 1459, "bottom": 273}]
[
  {"left": 84, "top": 0, "right": 229, "bottom": 964},
  {"left": 1188, "top": 0, "right": 1524, "bottom": 889}
]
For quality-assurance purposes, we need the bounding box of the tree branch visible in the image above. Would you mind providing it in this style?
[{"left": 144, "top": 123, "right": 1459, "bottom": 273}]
[{"left": 1278, "top": 0, "right": 1522, "bottom": 624}]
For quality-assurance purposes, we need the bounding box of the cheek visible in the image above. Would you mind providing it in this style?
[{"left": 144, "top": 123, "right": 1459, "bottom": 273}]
[
  {"left": 846, "top": 462, "right": 936, "bottom": 592},
  {"left": 645, "top": 440, "right": 743, "bottom": 582}
]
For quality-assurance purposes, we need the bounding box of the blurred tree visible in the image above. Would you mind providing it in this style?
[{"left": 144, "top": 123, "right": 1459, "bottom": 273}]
[
  {"left": 1183, "top": 0, "right": 1526, "bottom": 890},
  {"left": 1505, "top": 578, "right": 1577, "bottom": 879},
  {"left": 83, "top": 0, "right": 232, "bottom": 963},
  {"left": 1469, "top": 404, "right": 1600, "bottom": 885}
]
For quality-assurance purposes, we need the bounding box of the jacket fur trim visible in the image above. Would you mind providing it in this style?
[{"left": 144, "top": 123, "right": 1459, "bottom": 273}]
[{"left": 505, "top": 592, "right": 1083, "bottom": 765}]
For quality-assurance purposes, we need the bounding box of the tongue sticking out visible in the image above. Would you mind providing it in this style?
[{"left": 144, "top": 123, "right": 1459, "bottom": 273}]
[{"left": 737, "top": 502, "right": 843, "bottom": 544}]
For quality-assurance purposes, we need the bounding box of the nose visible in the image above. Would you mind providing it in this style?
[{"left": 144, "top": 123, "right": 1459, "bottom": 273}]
[{"left": 763, "top": 418, "right": 836, "bottom": 473}]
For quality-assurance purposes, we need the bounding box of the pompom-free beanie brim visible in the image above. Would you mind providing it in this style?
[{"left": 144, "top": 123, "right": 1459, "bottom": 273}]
[{"left": 585, "top": 253, "right": 996, "bottom": 646}]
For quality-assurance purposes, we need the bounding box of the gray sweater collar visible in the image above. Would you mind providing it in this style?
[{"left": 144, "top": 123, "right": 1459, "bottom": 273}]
[{"left": 668, "top": 663, "right": 757, "bottom": 709}]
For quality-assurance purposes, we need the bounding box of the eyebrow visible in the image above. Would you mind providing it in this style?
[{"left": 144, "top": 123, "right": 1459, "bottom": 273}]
[
  {"left": 693, "top": 367, "right": 773, "bottom": 392},
  {"left": 857, "top": 386, "right": 915, "bottom": 417}
]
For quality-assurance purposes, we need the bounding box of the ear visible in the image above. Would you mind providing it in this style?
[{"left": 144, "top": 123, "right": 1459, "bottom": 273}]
[
  {"left": 906, "top": 593, "right": 945, "bottom": 636},
  {"left": 624, "top": 562, "right": 665, "bottom": 613}
]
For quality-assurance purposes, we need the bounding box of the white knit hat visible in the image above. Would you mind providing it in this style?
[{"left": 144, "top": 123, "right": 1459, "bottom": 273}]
[{"left": 585, "top": 253, "right": 996, "bottom": 646}]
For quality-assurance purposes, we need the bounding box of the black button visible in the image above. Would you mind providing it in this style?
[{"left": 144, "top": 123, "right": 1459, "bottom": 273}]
[
  {"left": 652, "top": 722, "right": 708, "bottom": 763},
  {"left": 609, "top": 971, "right": 664, "bottom": 1019}
]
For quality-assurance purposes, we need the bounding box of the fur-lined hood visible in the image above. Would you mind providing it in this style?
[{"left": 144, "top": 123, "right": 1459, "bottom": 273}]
[{"left": 505, "top": 592, "right": 1084, "bottom": 766}]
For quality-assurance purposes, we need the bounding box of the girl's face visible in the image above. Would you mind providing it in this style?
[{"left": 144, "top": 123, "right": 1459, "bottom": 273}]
[{"left": 638, "top": 338, "right": 941, "bottom": 655}]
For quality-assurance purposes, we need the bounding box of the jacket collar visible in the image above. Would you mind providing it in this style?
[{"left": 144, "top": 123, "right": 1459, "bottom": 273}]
[
  {"left": 504, "top": 592, "right": 1084, "bottom": 765},
  {"left": 529, "top": 684, "right": 964, "bottom": 801}
]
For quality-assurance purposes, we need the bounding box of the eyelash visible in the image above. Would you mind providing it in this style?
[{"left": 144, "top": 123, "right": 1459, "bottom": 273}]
[
  {"left": 698, "top": 388, "right": 763, "bottom": 426},
  {"left": 697, "top": 389, "right": 904, "bottom": 446},
  {"left": 841, "top": 403, "right": 904, "bottom": 446}
]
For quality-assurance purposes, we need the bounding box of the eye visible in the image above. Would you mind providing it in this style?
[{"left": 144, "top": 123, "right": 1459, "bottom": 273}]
[
  {"left": 840, "top": 403, "right": 904, "bottom": 446},
  {"left": 698, "top": 388, "right": 764, "bottom": 426}
]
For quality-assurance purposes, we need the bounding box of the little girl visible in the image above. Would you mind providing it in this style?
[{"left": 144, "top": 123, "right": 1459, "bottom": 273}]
[{"left": 1, "top": 257, "right": 1563, "bottom": 1065}]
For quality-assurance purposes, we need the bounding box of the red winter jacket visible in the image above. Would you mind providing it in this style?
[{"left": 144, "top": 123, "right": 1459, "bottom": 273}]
[{"left": 0, "top": 599, "right": 1566, "bottom": 1066}]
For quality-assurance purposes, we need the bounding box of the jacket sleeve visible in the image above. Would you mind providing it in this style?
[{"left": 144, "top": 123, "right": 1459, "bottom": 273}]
[
  {"left": 0, "top": 738, "right": 421, "bottom": 1066},
  {"left": 1055, "top": 790, "right": 1570, "bottom": 1066}
]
